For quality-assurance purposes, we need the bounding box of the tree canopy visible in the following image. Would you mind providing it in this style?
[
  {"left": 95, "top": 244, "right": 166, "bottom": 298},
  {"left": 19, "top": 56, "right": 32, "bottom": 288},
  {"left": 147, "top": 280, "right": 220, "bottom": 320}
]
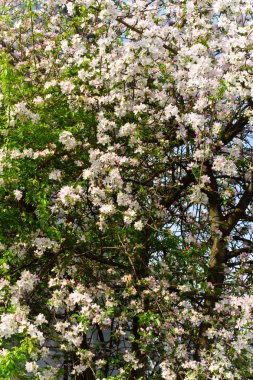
[{"left": 0, "top": 0, "right": 252, "bottom": 379}]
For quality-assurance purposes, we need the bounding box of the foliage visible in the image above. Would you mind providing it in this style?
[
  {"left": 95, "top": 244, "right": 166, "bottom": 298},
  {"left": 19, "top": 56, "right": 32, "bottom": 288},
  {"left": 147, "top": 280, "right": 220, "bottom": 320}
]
[{"left": 0, "top": 0, "right": 252, "bottom": 379}]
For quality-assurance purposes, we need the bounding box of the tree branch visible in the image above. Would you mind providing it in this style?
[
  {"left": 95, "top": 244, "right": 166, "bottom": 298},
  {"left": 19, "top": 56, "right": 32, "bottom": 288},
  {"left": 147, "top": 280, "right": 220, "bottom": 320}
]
[{"left": 225, "top": 173, "right": 253, "bottom": 235}]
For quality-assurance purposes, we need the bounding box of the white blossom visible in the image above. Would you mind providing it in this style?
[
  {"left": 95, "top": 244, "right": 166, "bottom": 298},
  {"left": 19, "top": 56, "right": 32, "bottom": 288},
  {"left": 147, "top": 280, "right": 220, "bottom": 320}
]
[
  {"left": 59, "top": 131, "right": 77, "bottom": 150},
  {"left": 13, "top": 189, "right": 23, "bottom": 201},
  {"left": 49, "top": 169, "right": 62, "bottom": 180}
]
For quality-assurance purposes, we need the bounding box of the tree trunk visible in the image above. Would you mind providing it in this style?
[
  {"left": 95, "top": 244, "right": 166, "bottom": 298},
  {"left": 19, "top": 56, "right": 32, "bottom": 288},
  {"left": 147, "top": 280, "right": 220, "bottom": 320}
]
[{"left": 194, "top": 237, "right": 226, "bottom": 360}]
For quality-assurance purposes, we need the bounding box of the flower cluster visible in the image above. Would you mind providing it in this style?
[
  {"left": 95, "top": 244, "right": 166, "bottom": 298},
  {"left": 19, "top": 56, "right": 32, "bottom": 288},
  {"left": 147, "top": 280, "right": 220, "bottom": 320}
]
[{"left": 0, "top": 0, "right": 251, "bottom": 379}]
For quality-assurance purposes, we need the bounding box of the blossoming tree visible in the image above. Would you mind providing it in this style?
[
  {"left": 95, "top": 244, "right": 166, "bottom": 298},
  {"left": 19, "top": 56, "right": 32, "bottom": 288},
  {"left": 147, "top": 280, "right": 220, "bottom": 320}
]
[{"left": 0, "top": 0, "right": 252, "bottom": 379}]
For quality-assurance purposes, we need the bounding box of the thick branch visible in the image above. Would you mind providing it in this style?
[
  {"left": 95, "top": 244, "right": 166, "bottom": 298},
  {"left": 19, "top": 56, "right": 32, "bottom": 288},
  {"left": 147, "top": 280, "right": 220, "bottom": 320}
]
[
  {"left": 161, "top": 171, "right": 195, "bottom": 208},
  {"left": 219, "top": 111, "right": 249, "bottom": 146},
  {"left": 116, "top": 17, "right": 177, "bottom": 54},
  {"left": 225, "top": 246, "right": 253, "bottom": 260},
  {"left": 225, "top": 176, "right": 253, "bottom": 235}
]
